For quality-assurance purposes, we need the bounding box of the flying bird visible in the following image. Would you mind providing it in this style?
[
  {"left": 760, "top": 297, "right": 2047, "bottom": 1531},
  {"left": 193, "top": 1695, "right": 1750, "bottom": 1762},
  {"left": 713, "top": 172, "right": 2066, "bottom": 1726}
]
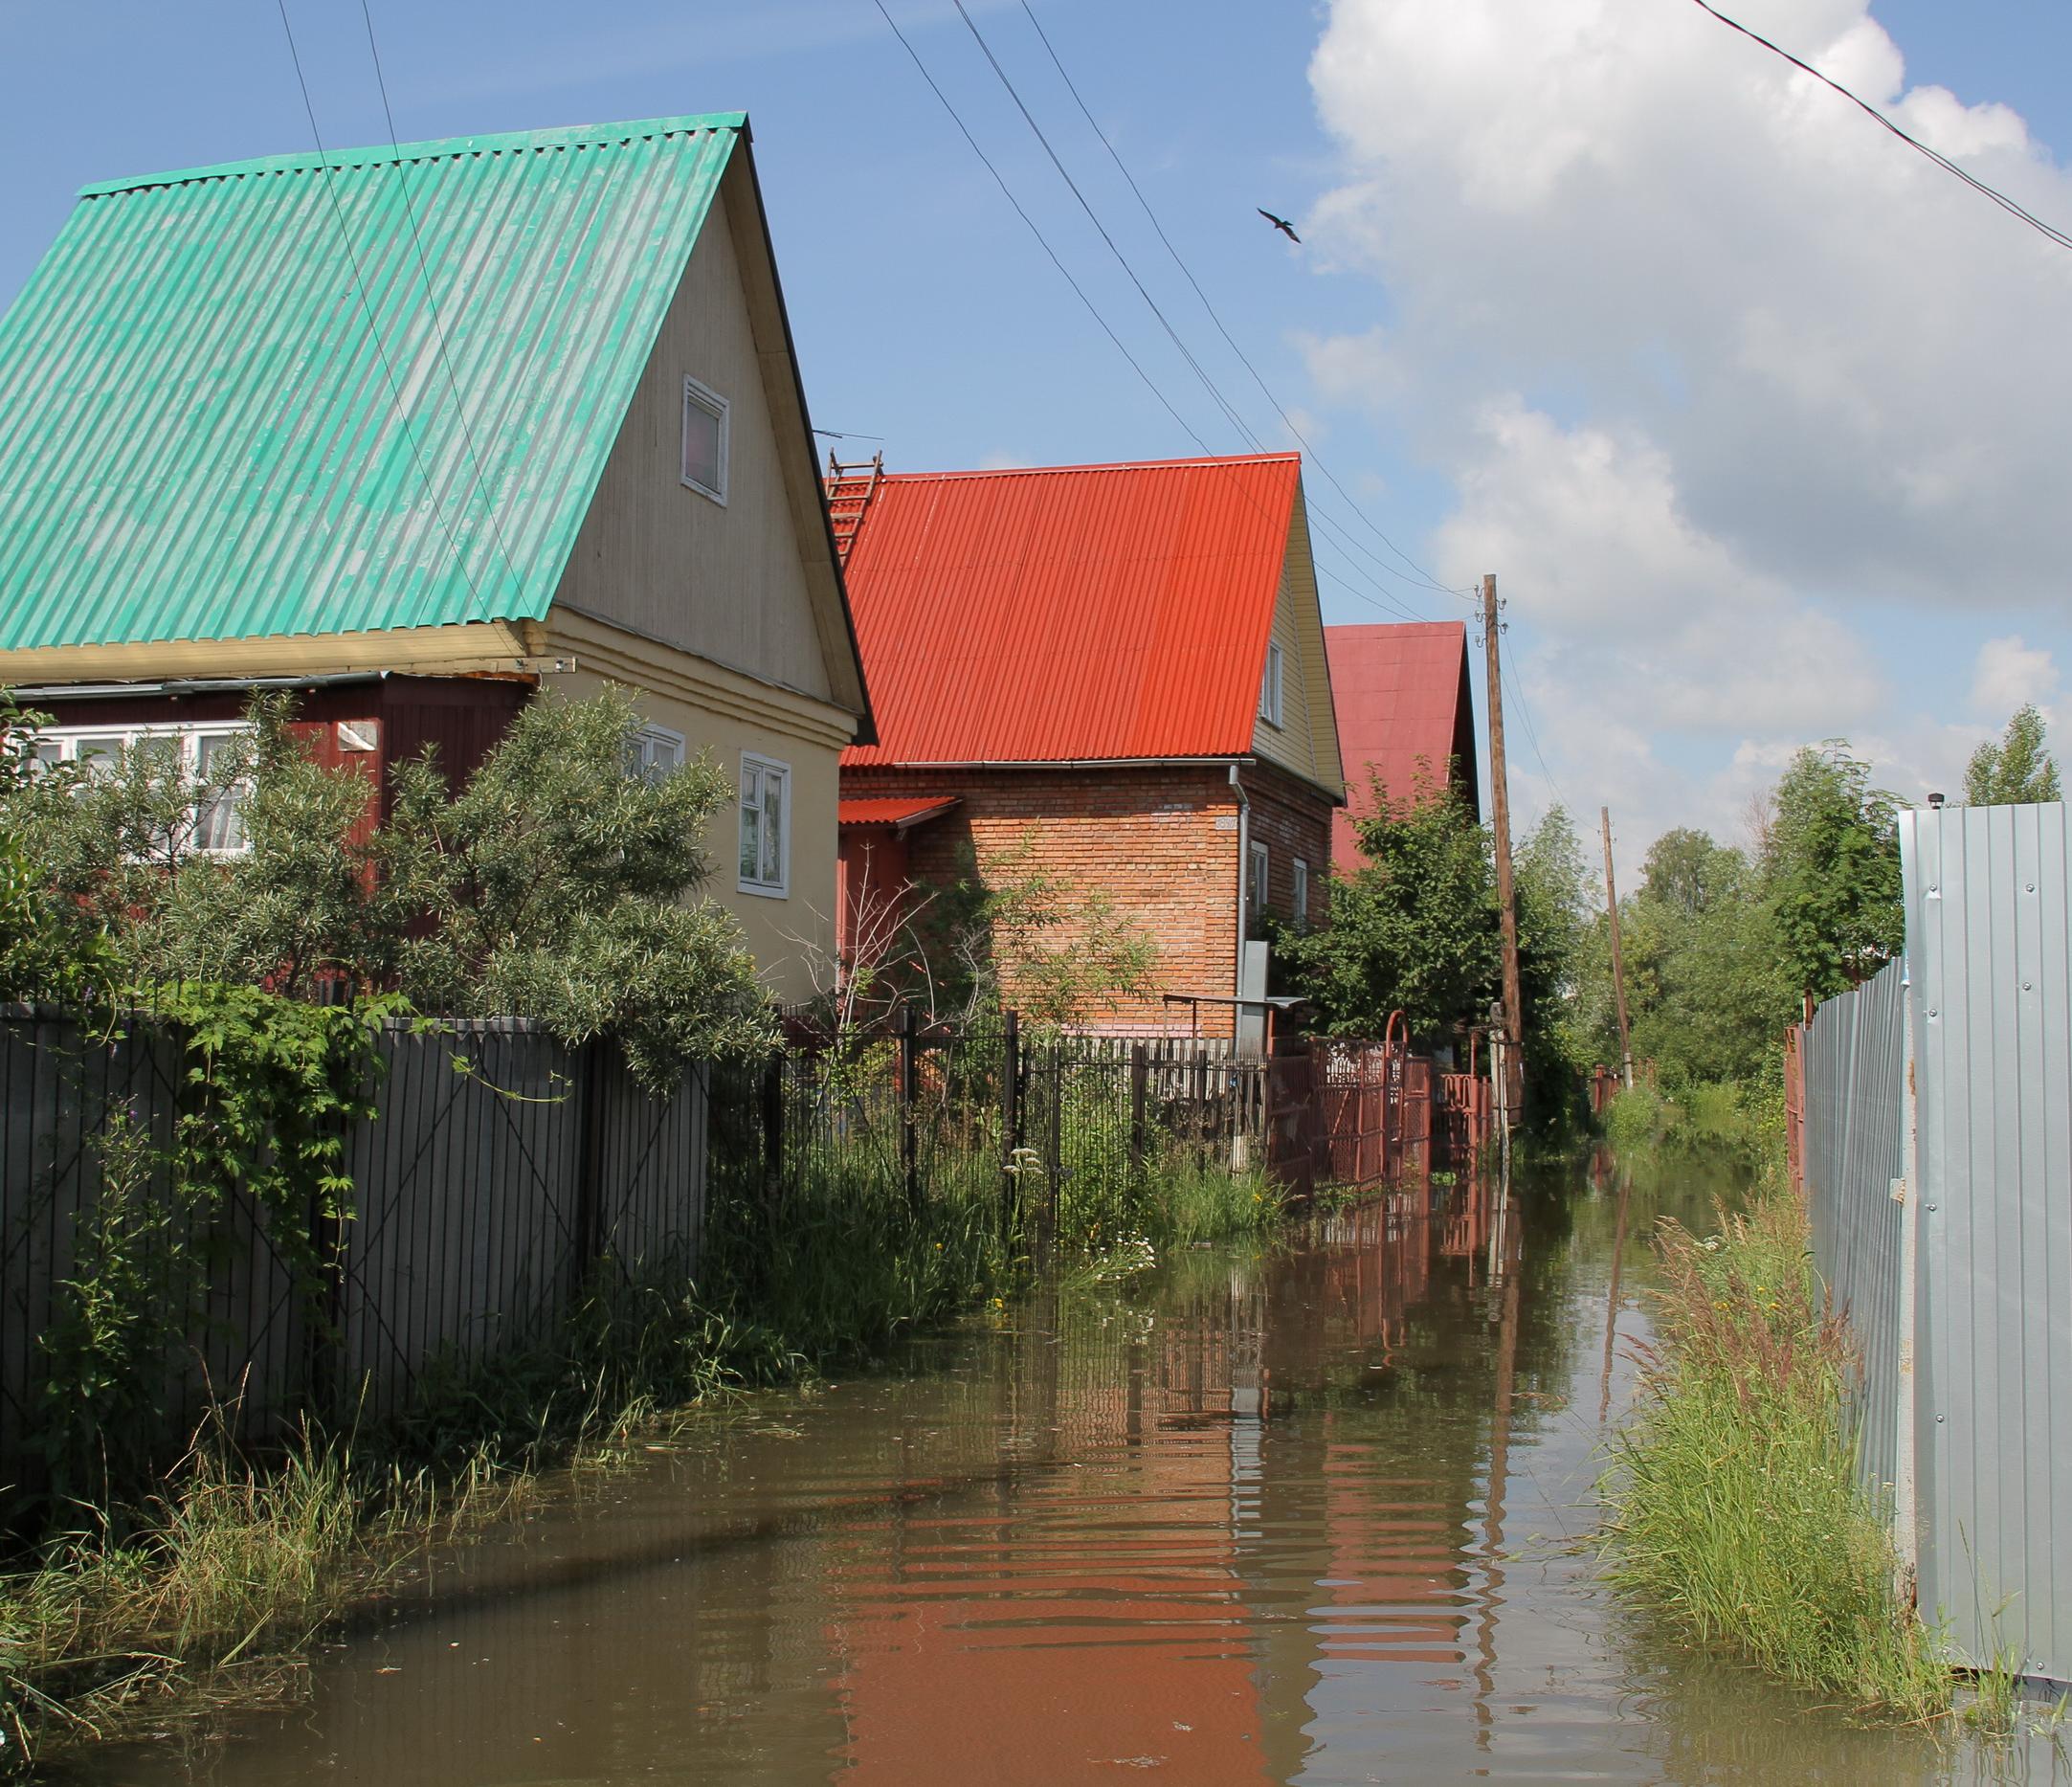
[{"left": 1258, "top": 208, "right": 1301, "bottom": 244}]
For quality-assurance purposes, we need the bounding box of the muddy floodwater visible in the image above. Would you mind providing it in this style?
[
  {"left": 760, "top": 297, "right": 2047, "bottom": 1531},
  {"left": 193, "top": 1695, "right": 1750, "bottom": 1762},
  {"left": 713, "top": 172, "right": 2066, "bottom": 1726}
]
[{"left": 61, "top": 1156, "right": 2066, "bottom": 1785}]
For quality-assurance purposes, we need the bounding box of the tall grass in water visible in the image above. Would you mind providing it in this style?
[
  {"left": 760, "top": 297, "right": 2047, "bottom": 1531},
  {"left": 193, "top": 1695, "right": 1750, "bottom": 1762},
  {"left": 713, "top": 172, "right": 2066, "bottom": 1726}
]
[
  {"left": 1, "top": 1430, "right": 518, "bottom": 1767},
  {"left": 1599, "top": 1189, "right": 1949, "bottom": 1719}
]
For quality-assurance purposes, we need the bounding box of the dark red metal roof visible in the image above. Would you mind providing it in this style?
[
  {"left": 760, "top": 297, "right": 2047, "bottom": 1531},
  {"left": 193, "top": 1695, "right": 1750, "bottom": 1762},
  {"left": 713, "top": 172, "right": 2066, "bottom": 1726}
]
[
  {"left": 1326, "top": 622, "right": 1480, "bottom": 873},
  {"left": 839, "top": 456, "right": 1300, "bottom": 766},
  {"left": 837, "top": 795, "right": 960, "bottom": 831}
]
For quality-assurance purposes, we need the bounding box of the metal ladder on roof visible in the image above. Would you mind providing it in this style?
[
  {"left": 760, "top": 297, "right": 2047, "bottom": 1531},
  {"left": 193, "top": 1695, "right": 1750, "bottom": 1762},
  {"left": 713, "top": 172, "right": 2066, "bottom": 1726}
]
[{"left": 824, "top": 451, "right": 883, "bottom": 567}]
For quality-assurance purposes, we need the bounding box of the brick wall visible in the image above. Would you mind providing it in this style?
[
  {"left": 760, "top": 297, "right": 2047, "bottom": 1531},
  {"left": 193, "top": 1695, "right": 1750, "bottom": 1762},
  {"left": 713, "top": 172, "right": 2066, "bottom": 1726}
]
[
  {"left": 1239, "top": 760, "right": 1336, "bottom": 932},
  {"left": 840, "top": 761, "right": 1339, "bottom": 1036},
  {"left": 841, "top": 764, "right": 1241, "bottom": 1035}
]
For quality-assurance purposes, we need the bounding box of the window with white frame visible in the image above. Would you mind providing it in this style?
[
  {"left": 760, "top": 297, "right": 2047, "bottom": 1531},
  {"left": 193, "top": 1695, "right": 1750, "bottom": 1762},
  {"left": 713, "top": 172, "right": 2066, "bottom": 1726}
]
[
  {"left": 1259, "top": 640, "right": 1284, "bottom": 727},
  {"left": 738, "top": 753, "right": 790, "bottom": 897},
  {"left": 1292, "top": 857, "right": 1309, "bottom": 927},
  {"left": 627, "top": 724, "right": 684, "bottom": 783},
  {"left": 1248, "top": 839, "right": 1270, "bottom": 916},
  {"left": 33, "top": 722, "right": 253, "bottom": 853},
  {"left": 680, "top": 374, "right": 729, "bottom": 503}
]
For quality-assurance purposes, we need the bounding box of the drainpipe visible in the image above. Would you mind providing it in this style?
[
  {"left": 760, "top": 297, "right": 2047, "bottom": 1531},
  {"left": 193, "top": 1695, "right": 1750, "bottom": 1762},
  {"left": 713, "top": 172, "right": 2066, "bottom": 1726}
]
[{"left": 1230, "top": 764, "right": 1250, "bottom": 999}]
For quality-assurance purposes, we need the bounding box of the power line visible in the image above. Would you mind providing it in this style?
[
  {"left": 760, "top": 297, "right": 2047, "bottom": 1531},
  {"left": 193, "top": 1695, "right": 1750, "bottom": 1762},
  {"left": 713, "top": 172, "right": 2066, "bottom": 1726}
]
[
  {"left": 1501, "top": 628, "right": 1570, "bottom": 818},
  {"left": 868, "top": 0, "right": 1224, "bottom": 461},
  {"left": 943, "top": 0, "right": 1446, "bottom": 618},
  {"left": 274, "top": 0, "right": 494, "bottom": 617},
  {"left": 951, "top": 0, "right": 1270, "bottom": 458},
  {"left": 1016, "top": 0, "right": 1469, "bottom": 600},
  {"left": 875, "top": 0, "right": 1449, "bottom": 632},
  {"left": 1687, "top": 0, "right": 2072, "bottom": 256},
  {"left": 356, "top": 0, "right": 529, "bottom": 604}
]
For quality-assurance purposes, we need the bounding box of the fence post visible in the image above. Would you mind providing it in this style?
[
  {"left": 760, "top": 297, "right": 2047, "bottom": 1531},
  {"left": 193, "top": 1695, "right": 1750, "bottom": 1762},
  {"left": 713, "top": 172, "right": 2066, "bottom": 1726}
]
[
  {"left": 1000, "top": 1010, "right": 1021, "bottom": 1230},
  {"left": 900, "top": 1003, "right": 921, "bottom": 1212},
  {"left": 1129, "top": 1041, "right": 1148, "bottom": 1182},
  {"left": 574, "top": 1038, "right": 609, "bottom": 1286},
  {"left": 1193, "top": 1049, "right": 1209, "bottom": 1170},
  {"left": 760, "top": 1051, "right": 785, "bottom": 1204}
]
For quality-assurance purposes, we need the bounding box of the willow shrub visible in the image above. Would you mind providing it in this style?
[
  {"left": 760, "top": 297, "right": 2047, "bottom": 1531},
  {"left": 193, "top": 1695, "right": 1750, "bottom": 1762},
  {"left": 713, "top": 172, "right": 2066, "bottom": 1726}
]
[{"left": 1599, "top": 1190, "right": 1949, "bottom": 1719}]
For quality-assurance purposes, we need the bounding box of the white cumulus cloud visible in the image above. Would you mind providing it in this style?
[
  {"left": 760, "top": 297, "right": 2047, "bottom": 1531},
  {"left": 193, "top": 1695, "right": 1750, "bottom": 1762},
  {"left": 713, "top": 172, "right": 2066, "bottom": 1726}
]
[{"left": 1304, "top": 0, "right": 2072, "bottom": 850}]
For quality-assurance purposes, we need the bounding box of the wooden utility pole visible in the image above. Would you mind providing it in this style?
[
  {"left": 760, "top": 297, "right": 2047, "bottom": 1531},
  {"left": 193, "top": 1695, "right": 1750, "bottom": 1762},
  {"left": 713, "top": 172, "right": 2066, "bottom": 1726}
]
[
  {"left": 1600, "top": 806, "right": 1635, "bottom": 1091},
  {"left": 1482, "top": 575, "right": 1524, "bottom": 1061}
]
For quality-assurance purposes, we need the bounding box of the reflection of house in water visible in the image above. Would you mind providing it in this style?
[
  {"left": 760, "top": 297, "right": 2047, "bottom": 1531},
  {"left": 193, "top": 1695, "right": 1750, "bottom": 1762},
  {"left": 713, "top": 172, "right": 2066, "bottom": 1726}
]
[{"left": 820, "top": 1276, "right": 1277, "bottom": 1783}]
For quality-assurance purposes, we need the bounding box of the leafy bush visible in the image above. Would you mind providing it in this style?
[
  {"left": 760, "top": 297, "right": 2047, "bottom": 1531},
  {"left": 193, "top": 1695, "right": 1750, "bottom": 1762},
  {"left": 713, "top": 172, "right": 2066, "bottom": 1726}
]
[
  {"left": 1603, "top": 1084, "right": 1670, "bottom": 1150},
  {"left": 3, "top": 687, "right": 773, "bottom": 1088}
]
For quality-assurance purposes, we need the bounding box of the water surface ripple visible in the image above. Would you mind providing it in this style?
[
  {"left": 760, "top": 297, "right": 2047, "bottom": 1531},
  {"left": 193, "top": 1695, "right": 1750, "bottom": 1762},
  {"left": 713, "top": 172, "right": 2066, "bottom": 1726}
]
[{"left": 63, "top": 1157, "right": 2066, "bottom": 1785}]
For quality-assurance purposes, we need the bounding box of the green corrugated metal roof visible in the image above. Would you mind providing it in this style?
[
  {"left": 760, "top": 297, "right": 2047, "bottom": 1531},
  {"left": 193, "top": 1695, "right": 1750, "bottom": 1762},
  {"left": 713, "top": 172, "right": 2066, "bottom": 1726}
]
[{"left": 0, "top": 113, "right": 746, "bottom": 651}]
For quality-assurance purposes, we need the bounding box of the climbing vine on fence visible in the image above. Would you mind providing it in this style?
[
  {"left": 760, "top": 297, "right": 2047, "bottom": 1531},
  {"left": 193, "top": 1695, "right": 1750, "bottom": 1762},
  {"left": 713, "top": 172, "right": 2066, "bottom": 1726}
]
[
  {"left": 154, "top": 983, "right": 399, "bottom": 1284},
  {"left": 32, "top": 986, "right": 398, "bottom": 1510}
]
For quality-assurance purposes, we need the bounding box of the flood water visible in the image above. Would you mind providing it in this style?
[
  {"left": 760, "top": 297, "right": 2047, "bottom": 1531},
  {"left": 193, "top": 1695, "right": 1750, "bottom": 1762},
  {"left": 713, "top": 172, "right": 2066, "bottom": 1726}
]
[{"left": 61, "top": 1156, "right": 2066, "bottom": 1785}]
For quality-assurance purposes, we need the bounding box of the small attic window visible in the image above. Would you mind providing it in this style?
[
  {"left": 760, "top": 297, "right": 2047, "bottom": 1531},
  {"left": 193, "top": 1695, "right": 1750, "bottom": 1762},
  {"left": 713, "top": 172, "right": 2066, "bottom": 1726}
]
[
  {"left": 1259, "top": 640, "right": 1285, "bottom": 728},
  {"left": 681, "top": 374, "right": 729, "bottom": 503}
]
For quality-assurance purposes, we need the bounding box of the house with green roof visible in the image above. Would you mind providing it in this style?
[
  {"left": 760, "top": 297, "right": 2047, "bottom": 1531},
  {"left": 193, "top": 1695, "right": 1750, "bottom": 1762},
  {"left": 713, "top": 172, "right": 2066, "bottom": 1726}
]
[{"left": 0, "top": 113, "right": 873, "bottom": 998}]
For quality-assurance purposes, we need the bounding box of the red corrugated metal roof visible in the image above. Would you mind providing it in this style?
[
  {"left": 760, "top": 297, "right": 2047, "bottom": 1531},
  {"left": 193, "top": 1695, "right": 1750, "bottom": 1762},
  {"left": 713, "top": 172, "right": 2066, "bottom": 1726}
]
[
  {"left": 840, "top": 455, "right": 1299, "bottom": 766},
  {"left": 837, "top": 795, "right": 960, "bottom": 830},
  {"left": 1326, "top": 622, "right": 1478, "bottom": 873}
]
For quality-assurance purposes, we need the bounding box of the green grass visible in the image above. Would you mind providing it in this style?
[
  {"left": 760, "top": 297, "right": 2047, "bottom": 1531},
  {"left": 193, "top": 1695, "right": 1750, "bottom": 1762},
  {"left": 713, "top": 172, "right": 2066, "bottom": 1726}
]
[
  {"left": 1598, "top": 1186, "right": 1951, "bottom": 1720},
  {"left": 1602, "top": 1080, "right": 1785, "bottom": 1166},
  {"left": 0, "top": 1429, "right": 523, "bottom": 1770},
  {"left": 2, "top": 1120, "right": 1282, "bottom": 1775},
  {"left": 1136, "top": 1156, "right": 1282, "bottom": 1247}
]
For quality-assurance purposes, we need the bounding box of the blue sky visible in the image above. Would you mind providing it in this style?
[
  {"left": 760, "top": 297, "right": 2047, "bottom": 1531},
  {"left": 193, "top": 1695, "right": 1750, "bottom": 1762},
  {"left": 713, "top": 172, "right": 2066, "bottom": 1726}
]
[{"left": 4, "top": 0, "right": 2068, "bottom": 851}]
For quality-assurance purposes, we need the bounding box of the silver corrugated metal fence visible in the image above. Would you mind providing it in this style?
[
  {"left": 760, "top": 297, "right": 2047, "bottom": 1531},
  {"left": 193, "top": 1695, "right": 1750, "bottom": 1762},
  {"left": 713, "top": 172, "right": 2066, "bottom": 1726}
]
[
  {"left": 1800, "top": 956, "right": 1907, "bottom": 1507},
  {"left": 1801, "top": 801, "right": 2072, "bottom": 1686}
]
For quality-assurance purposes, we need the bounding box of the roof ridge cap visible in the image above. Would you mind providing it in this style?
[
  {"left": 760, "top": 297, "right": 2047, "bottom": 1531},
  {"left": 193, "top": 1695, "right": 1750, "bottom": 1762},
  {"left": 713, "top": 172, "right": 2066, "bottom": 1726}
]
[
  {"left": 877, "top": 452, "right": 1300, "bottom": 483},
  {"left": 78, "top": 112, "right": 748, "bottom": 199}
]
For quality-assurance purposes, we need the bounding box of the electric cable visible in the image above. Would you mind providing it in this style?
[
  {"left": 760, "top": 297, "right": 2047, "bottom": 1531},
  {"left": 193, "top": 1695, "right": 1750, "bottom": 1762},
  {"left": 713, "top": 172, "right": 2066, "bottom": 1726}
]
[
  {"left": 948, "top": 0, "right": 1450, "bottom": 621},
  {"left": 1016, "top": 0, "right": 1470, "bottom": 600},
  {"left": 273, "top": 0, "right": 495, "bottom": 618},
  {"left": 875, "top": 0, "right": 1447, "bottom": 630},
  {"left": 1687, "top": 0, "right": 2072, "bottom": 256},
  {"left": 357, "top": 0, "right": 530, "bottom": 604}
]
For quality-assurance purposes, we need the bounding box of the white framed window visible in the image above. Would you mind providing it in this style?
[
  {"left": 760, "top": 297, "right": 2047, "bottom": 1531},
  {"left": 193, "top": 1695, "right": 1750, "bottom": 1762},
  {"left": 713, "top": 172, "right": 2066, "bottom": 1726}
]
[
  {"left": 680, "top": 374, "right": 729, "bottom": 503},
  {"left": 1248, "top": 839, "right": 1270, "bottom": 915},
  {"left": 627, "top": 723, "right": 684, "bottom": 782},
  {"left": 738, "top": 752, "right": 790, "bottom": 898},
  {"left": 33, "top": 722, "right": 253, "bottom": 854},
  {"left": 1292, "top": 857, "right": 1309, "bottom": 927},
  {"left": 1259, "top": 640, "right": 1284, "bottom": 727}
]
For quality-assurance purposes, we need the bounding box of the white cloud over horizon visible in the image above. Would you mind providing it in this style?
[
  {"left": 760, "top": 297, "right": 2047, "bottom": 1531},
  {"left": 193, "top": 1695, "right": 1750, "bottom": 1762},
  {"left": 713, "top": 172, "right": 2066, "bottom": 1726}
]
[{"left": 1304, "top": 0, "right": 2072, "bottom": 853}]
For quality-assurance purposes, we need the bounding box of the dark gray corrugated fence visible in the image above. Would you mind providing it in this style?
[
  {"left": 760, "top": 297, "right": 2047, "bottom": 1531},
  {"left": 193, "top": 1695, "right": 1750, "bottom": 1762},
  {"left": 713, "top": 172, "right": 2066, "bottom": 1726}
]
[
  {"left": 1802, "top": 801, "right": 2071, "bottom": 1687},
  {"left": 0, "top": 1011, "right": 705, "bottom": 1494}
]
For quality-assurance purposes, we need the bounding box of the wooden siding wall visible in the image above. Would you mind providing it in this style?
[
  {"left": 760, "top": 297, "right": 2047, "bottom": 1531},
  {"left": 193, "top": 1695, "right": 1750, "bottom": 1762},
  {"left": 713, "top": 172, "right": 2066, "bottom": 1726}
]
[
  {"left": 551, "top": 184, "right": 833, "bottom": 704},
  {"left": 1249, "top": 492, "right": 1342, "bottom": 798}
]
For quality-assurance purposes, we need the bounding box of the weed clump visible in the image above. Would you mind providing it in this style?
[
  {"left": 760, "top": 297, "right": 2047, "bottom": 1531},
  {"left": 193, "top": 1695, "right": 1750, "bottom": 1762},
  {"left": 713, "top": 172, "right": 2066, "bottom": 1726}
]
[{"left": 1598, "top": 1188, "right": 1950, "bottom": 1720}]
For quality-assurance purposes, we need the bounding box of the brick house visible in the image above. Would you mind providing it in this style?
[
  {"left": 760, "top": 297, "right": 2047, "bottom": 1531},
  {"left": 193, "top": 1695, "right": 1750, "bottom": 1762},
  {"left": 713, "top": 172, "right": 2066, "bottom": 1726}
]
[
  {"left": 834, "top": 454, "right": 1344, "bottom": 1038},
  {"left": 1324, "top": 622, "right": 1480, "bottom": 876},
  {"left": 0, "top": 114, "right": 872, "bottom": 1001}
]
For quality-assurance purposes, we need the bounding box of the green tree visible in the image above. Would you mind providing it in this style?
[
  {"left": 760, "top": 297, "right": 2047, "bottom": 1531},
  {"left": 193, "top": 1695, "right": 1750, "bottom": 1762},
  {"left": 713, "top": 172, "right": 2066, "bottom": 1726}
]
[
  {"left": 1280, "top": 772, "right": 1500, "bottom": 1041},
  {"left": 1763, "top": 744, "right": 1903, "bottom": 1006},
  {"left": 1964, "top": 704, "right": 2061, "bottom": 806},
  {"left": 1512, "top": 805, "right": 1596, "bottom": 1127},
  {"left": 6, "top": 687, "right": 773, "bottom": 1087}
]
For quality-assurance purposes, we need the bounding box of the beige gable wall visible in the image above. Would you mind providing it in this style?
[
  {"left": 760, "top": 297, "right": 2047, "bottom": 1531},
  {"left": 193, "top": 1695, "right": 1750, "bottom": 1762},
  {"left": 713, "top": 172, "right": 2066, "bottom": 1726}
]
[
  {"left": 545, "top": 607, "right": 848, "bottom": 1004},
  {"left": 549, "top": 183, "right": 833, "bottom": 704},
  {"left": 1248, "top": 487, "right": 1345, "bottom": 798}
]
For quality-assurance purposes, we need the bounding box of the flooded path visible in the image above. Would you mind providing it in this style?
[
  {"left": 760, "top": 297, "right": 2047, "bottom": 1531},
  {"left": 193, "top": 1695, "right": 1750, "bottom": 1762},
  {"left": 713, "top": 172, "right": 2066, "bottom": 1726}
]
[{"left": 63, "top": 1157, "right": 2065, "bottom": 1784}]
